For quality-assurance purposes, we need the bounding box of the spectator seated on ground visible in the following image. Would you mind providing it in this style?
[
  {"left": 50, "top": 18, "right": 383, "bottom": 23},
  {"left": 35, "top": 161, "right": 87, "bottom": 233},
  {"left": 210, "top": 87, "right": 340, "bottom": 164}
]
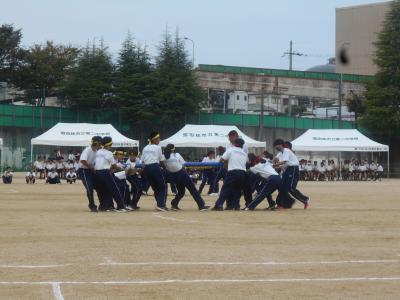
[
  {"left": 26, "top": 170, "right": 36, "bottom": 184},
  {"left": 46, "top": 169, "right": 60, "bottom": 184},
  {"left": 2, "top": 167, "right": 13, "bottom": 184},
  {"left": 65, "top": 169, "right": 77, "bottom": 184}
]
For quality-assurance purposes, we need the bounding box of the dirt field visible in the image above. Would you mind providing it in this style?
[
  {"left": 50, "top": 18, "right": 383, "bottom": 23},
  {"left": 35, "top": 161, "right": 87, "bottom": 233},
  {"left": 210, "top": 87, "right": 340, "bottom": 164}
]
[{"left": 0, "top": 173, "right": 399, "bottom": 300}]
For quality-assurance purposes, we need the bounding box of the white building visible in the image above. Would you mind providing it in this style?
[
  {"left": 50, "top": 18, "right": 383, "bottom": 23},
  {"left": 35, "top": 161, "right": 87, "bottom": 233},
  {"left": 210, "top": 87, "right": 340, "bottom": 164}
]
[{"left": 227, "top": 91, "right": 249, "bottom": 113}]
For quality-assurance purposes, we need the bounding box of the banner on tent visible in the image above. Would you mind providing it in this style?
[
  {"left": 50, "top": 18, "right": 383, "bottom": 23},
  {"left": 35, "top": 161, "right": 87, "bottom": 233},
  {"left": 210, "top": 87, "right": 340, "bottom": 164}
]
[
  {"left": 182, "top": 132, "right": 227, "bottom": 138},
  {"left": 60, "top": 131, "right": 111, "bottom": 137}
]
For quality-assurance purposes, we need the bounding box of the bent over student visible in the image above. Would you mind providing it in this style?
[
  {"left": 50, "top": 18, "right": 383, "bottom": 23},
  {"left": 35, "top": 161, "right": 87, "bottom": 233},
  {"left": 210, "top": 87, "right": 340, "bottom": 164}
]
[
  {"left": 141, "top": 132, "right": 168, "bottom": 212},
  {"left": 78, "top": 136, "right": 102, "bottom": 212},
  {"left": 245, "top": 159, "right": 282, "bottom": 210},
  {"left": 212, "top": 138, "right": 248, "bottom": 210},
  {"left": 163, "top": 144, "right": 210, "bottom": 211},
  {"left": 94, "top": 137, "right": 127, "bottom": 212}
]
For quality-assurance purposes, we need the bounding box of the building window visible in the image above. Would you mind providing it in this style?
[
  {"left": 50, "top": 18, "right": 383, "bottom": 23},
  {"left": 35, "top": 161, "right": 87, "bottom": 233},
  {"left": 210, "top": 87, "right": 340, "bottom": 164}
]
[
  {"left": 244, "top": 96, "right": 247, "bottom": 101},
  {"left": 237, "top": 95, "right": 240, "bottom": 101}
]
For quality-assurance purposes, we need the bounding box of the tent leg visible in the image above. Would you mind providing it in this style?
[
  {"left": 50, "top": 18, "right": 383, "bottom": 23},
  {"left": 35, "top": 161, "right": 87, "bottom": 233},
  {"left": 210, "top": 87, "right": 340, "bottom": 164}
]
[
  {"left": 387, "top": 151, "right": 390, "bottom": 179},
  {"left": 31, "top": 144, "right": 34, "bottom": 164},
  {"left": 339, "top": 152, "right": 342, "bottom": 180},
  {"left": 0, "top": 145, "right": 3, "bottom": 174}
]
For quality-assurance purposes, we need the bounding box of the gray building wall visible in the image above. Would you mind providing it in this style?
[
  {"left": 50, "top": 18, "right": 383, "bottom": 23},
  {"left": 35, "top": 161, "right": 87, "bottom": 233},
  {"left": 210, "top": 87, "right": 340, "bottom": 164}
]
[{"left": 336, "top": 1, "right": 391, "bottom": 76}]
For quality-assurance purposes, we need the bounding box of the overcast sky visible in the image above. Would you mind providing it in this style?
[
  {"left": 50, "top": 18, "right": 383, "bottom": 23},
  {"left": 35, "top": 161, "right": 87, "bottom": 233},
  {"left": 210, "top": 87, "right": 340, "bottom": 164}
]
[{"left": 0, "top": 0, "right": 390, "bottom": 70}]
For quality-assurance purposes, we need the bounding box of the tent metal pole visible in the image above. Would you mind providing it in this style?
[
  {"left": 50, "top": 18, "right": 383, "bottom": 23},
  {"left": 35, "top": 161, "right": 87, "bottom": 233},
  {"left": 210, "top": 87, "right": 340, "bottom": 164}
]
[
  {"left": 30, "top": 144, "right": 33, "bottom": 164},
  {"left": 339, "top": 152, "right": 342, "bottom": 180},
  {"left": 387, "top": 150, "right": 390, "bottom": 179},
  {"left": 0, "top": 144, "right": 3, "bottom": 174}
]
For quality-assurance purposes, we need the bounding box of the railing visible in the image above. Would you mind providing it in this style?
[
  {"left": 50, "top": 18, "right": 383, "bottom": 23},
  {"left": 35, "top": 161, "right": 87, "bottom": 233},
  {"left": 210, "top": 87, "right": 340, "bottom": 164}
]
[
  {"left": 197, "top": 64, "right": 374, "bottom": 83},
  {"left": 0, "top": 104, "right": 355, "bottom": 130}
]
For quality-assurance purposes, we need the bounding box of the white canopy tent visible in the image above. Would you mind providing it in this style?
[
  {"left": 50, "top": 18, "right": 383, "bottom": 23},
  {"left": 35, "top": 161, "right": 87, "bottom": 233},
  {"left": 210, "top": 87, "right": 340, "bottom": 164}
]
[
  {"left": 291, "top": 129, "right": 390, "bottom": 176},
  {"left": 160, "top": 124, "right": 266, "bottom": 148},
  {"left": 31, "top": 123, "right": 139, "bottom": 162}
]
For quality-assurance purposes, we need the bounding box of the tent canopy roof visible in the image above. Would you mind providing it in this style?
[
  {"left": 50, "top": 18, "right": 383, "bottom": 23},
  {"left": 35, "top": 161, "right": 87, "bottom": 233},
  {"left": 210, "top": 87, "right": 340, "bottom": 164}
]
[
  {"left": 31, "top": 123, "right": 139, "bottom": 147},
  {"left": 291, "top": 129, "right": 389, "bottom": 152},
  {"left": 160, "top": 124, "right": 265, "bottom": 148}
]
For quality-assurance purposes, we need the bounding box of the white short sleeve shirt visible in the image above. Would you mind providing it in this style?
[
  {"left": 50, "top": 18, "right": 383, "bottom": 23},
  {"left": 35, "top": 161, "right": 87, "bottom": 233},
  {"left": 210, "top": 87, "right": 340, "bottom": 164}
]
[
  {"left": 164, "top": 153, "right": 186, "bottom": 173},
  {"left": 79, "top": 147, "right": 97, "bottom": 169},
  {"left": 221, "top": 147, "right": 248, "bottom": 171},
  {"left": 141, "top": 144, "right": 165, "bottom": 165}
]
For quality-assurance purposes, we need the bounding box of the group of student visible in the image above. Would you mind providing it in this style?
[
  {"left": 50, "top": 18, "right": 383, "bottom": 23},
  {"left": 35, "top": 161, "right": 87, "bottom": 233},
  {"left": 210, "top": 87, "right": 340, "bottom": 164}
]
[
  {"left": 299, "top": 159, "right": 384, "bottom": 181},
  {"left": 30, "top": 153, "right": 79, "bottom": 184},
  {"left": 77, "top": 130, "right": 310, "bottom": 213}
]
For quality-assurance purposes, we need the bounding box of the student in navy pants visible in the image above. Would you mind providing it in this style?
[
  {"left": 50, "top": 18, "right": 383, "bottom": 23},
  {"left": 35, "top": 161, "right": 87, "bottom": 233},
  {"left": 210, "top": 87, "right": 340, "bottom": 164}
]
[
  {"left": 78, "top": 136, "right": 102, "bottom": 212},
  {"left": 94, "top": 137, "right": 126, "bottom": 212},
  {"left": 163, "top": 144, "right": 210, "bottom": 211},
  {"left": 213, "top": 139, "right": 248, "bottom": 210},
  {"left": 141, "top": 132, "right": 168, "bottom": 211}
]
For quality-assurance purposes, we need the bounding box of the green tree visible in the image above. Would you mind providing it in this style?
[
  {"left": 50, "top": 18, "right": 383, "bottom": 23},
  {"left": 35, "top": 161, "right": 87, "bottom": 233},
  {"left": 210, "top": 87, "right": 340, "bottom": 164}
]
[
  {"left": 61, "top": 41, "right": 114, "bottom": 108},
  {"left": 16, "top": 41, "right": 78, "bottom": 104},
  {"left": 346, "top": 92, "right": 365, "bottom": 128},
  {"left": 361, "top": 0, "right": 400, "bottom": 137},
  {"left": 153, "top": 29, "right": 205, "bottom": 126},
  {"left": 114, "top": 32, "right": 156, "bottom": 126},
  {"left": 0, "top": 24, "right": 25, "bottom": 84}
]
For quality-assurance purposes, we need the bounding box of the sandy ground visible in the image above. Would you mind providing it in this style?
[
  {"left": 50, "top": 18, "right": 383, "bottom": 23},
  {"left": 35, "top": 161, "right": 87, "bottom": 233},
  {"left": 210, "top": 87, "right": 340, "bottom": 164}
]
[{"left": 0, "top": 173, "right": 399, "bottom": 300}]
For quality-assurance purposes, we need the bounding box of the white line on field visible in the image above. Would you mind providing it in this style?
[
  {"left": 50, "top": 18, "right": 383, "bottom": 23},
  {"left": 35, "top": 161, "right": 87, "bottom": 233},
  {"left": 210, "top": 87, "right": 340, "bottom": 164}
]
[
  {"left": 51, "top": 282, "right": 64, "bottom": 300},
  {"left": 99, "top": 259, "right": 400, "bottom": 267},
  {"left": 1, "top": 277, "right": 400, "bottom": 285},
  {"left": 152, "top": 212, "right": 242, "bottom": 226},
  {"left": 4, "top": 189, "right": 18, "bottom": 194},
  {"left": 0, "top": 264, "right": 68, "bottom": 269}
]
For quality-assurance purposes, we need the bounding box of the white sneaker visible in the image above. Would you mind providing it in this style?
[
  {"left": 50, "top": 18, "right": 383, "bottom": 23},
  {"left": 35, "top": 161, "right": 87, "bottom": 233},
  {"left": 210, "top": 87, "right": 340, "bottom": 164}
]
[
  {"left": 126, "top": 205, "right": 134, "bottom": 211},
  {"left": 209, "top": 193, "right": 219, "bottom": 197},
  {"left": 156, "top": 206, "right": 169, "bottom": 212},
  {"left": 115, "top": 209, "right": 128, "bottom": 213}
]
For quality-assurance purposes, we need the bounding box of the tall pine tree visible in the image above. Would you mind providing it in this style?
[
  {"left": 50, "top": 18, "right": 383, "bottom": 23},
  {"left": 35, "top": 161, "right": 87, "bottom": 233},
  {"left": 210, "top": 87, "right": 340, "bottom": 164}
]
[
  {"left": 61, "top": 40, "right": 114, "bottom": 108},
  {"left": 153, "top": 28, "right": 205, "bottom": 126},
  {"left": 114, "top": 32, "right": 156, "bottom": 126},
  {"left": 361, "top": 0, "right": 400, "bottom": 137}
]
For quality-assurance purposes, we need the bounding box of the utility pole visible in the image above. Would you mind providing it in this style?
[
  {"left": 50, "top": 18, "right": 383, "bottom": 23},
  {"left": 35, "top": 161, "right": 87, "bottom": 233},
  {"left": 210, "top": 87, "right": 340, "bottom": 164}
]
[
  {"left": 283, "top": 40, "right": 306, "bottom": 71},
  {"left": 258, "top": 88, "right": 265, "bottom": 141},
  {"left": 338, "top": 73, "right": 343, "bottom": 129},
  {"left": 283, "top": 40, "right": 305, "bottom": 116}
]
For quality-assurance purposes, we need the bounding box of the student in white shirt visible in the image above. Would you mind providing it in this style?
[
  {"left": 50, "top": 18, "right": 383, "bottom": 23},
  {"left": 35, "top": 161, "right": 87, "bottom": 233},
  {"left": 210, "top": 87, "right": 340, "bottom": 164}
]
[
  {"left": 375, "top": 163, "right": 384, "bottom": 181},
  {"left": 125, "top": 150, "right": 143, "bottom": 210},
  {"left": 210, "top": 146, "right": 227, "bottom": 196},
  {"left": 112, "top": 149, "right": 133, "bottom": 210},
  {"left": 2, "top": 167, "right": 13, "bottom": 184},
  {"left": 79, "top": 136, "right": 103, "bottom": 212},
  {"left": 212, "top": 138, "right": 248, "bottom": 210},
  {"left": 94, "top": 137, "right": 127, "bottom": 212},
  {"left": 26, "top": 170, "right": 36, "bottom": 184},
  {"left": 65, "top": 169, "right": 77, "bottom": 184},
  {"left": 163, "top": 144, "right": 210, "bottom": 211},
  {"left": 56, "top": 159, "right": 65, "bottom": 179},
  {"left": 141, "top": 131, "right": 168, "bottom": 211},
  {"left": 227, "top": 130, "right": 249, "bottom": 154},
  {"left": 318, "top": 162, "right": 327, "bottom": 181},
  {"left": 33, "top": 158, "right": 45, "bottom": 179},
  {"left": 68, "top": 151, "right": 76, "bottom": 162},
  {"left": 46, "top": 159, "right": 56, "bottom": 176},
  {"left": 245, "top": 159, "right": 282, "bottom": 210},
  {"left": 273, "top": 140, "right": 309, "bottom": 209},
  {"left": 46, "top": 169, "right": 60, "bottom": 184},
  {"left": 198, "top": 150, "right": 216, "bottom": 196}
]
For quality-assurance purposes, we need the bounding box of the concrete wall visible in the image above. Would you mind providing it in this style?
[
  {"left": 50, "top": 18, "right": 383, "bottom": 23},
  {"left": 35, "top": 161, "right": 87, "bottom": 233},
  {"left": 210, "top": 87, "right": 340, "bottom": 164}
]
[
  {"left": 336, "top": 2, "right": 391, "bottom": 76},
  {"left": 196, "top": 71, "right": 366, "bottom": 100}
]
